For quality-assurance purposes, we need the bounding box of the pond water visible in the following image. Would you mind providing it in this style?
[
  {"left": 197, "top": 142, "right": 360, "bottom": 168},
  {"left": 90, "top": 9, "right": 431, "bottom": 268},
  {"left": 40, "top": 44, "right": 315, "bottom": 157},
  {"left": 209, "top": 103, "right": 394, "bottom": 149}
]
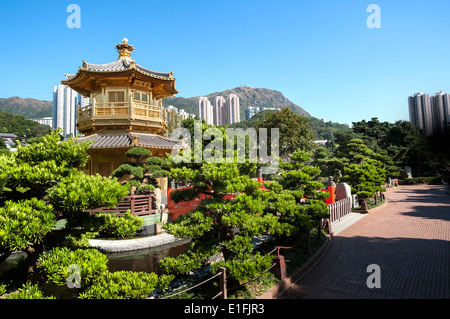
[
  {"left": 105, "top": 239, "right": 190, "bottom": 274},
  {"left": 0, "top": 240, "right": 189, "bottom": 298},
  {"left": 0, "top": 239, "right": 189, "bottom": 279}
]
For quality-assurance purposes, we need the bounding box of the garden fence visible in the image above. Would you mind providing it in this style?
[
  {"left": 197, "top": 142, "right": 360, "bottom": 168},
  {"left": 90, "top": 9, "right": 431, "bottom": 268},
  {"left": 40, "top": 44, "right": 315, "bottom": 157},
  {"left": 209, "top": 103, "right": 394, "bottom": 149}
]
[{"left": 328, "top": 197, "right": 352, "bottom": 224}]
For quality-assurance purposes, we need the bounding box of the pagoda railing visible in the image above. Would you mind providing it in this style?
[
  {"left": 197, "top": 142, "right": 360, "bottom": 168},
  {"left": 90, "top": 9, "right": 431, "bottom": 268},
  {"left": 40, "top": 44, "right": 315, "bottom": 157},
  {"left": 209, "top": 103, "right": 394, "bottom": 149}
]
[
  {"left": 96, "top": 101, "right": 129, "bottom": 116},
  {"left": 77, "top": 101, "right": 166, "bottom": 123},
  {"left": 133, "top": 101, "right": 161, "bottom": 119}
]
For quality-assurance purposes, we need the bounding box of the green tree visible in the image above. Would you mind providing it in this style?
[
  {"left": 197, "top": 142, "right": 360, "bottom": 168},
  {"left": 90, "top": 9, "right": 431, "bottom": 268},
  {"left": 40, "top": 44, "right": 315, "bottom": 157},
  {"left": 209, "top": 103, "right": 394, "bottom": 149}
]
[
  {"left": 341, "top": 139, "right": 386, "bottom": 204},
  {"left": 160, "top": 120, "right": 286, "bottom": 288},
  {"left": 160, "top": 120, "right": 327, "bottom": 289},
  {"left": 255, "top": 107, "right": 314, "bottom": 156},
  {"left": 352, "top": 117, "right": 393, "bottom": 144},
  {"left": 0, "top": 131, "right": 173, "bottom": 298},
  {"left": 265, "top": 149, "right": 330, "bottom": 239},
  {"left": 111, "top": 147, "right": 171, "bottom": 195}
]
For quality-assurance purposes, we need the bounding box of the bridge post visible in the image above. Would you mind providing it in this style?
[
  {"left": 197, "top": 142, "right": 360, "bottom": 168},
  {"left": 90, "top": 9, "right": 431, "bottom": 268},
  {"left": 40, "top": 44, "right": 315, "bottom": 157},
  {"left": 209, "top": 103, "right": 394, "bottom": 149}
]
[{"left": 271, "top": 248, "right": 287, "bottom": 280}]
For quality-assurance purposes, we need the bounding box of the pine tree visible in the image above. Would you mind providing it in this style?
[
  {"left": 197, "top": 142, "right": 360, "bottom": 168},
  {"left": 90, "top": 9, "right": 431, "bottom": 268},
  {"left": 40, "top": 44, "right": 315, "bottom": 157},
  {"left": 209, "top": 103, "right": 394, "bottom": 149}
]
[
  {"left": 0, "top": 131, "right": 173, "bottom": 298},
  {"left": 160, "top": 119, "right": 329, "bottom": 288},
  {"left": 111, "top": 147, "right": 171, "bottom": 194},
  {"left": 341, "top": 139, "right": 386, "bottom": 204}
]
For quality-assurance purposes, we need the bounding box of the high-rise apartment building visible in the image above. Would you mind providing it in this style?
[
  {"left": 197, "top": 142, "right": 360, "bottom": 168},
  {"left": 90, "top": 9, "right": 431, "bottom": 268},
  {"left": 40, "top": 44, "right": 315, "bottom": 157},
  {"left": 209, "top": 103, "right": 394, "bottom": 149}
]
[
  {"left": 227, "top": 94, "right": 240, "bottom": 124},
  {"left": 214, "top": 95, "right": 228, "bottom": 125},
  {"left": 198, "top": 96, "right": 213, "bottom": 125},
  {"left": 430, "top": 91, "right": 450, "bottom": 135},
  {"left": 408, "top": 92, "right": 433, "bottom": 136},
  {"left": 77, "top": 93, "right": 90, "bottom": 108},
  {"left": 214, "top": 96, "right": 226, "bottom": 126},
  {"left": 197, "top": 94, "right": 240, "bottom": 126},
  {"left": 409, "top": 91, "right": 450, "bottom": 136},
  {"left": 53, "top": 84, "right": 78, "bottom": 138}
]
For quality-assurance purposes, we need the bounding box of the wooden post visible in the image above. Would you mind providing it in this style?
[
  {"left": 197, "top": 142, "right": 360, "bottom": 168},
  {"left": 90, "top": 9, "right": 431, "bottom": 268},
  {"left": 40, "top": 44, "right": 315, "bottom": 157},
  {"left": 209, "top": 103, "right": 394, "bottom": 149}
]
[
  {"left": 271, "top": 251, "right": 287, "bottom": 280},
  {"left": 130, "top": 196, "right": 135, "bottom": 215},
  {"left": 148, "top": 194, "right": 152, "bottom": 213},
  {"left": 219, "top": 267, "right": 227, "bottom": 299}
]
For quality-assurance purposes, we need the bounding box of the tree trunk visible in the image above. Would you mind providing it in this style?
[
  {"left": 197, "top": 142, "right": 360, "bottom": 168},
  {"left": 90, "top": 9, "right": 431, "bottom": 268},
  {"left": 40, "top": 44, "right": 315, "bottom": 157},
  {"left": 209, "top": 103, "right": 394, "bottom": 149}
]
[
  {"left": 218, "top": 223, "right": 241, "bottom": 291},
  {"left": 25, "top": 245, "right": 43, "bottom": 284}
]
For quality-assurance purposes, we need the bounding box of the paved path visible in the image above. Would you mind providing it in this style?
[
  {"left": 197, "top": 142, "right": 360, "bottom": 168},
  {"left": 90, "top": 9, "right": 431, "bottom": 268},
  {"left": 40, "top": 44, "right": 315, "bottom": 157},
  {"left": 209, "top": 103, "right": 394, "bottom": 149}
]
[{"left": 280, "top": 184, "right": 450, "bottom": 299}]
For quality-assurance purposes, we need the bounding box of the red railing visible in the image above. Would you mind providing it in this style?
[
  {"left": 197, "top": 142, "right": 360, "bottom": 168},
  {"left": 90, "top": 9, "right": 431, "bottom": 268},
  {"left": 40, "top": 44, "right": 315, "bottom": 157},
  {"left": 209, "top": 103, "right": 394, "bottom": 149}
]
[{"left": 167, "top": 183, "right": 334, "bottom": 221}]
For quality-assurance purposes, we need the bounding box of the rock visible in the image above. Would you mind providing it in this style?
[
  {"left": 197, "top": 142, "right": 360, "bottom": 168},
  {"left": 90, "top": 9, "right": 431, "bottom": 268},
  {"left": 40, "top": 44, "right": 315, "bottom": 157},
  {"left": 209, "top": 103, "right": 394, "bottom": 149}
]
[
  {"left": 153, "top": 188, "right": 161, "bottom": 209},
  {"left": 404, "top": 166, "right": 413, "bottom": 178},
  {"left": 335, "top": 182, "right": 352, "bottom": 201}
]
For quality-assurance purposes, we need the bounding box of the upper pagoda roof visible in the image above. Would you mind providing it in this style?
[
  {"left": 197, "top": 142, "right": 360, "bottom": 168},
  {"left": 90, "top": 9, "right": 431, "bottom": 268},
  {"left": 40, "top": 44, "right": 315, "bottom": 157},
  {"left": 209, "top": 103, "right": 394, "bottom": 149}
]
[
  {"left": 64, "top": 59, "right": 175, "bottom": 82},
  {"left": 61, "top": 38, "right": 178, "bottom": 97}
]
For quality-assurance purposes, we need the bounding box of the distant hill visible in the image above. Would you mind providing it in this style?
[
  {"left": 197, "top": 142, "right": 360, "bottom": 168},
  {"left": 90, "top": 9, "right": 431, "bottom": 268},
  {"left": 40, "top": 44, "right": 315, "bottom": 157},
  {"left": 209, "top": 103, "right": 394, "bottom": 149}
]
[
  {"left": 0, "top": 96, "right": 53, "bottom": 118},
  {"left": 227, "top": 109, "right": 351, "bottom": 140},
  {"left": 1, "top": 87, "right": 307, "bottom": 120},
  {"left": 163, "top": 86, "right": 310, "bottom": 118}
]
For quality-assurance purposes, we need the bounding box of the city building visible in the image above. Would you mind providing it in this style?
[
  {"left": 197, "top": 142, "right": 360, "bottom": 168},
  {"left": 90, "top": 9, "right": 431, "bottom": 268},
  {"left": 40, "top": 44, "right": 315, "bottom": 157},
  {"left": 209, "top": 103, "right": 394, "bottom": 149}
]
[
  {"left": 409, "top": 91, "right": 450, "bottom": 136},
  {"left": 30, "top": 117, "right": 53, "bottom": 127},
  {"left": 166, "top": 104, "right": 194, "bottom": 120},
  {"left": 245, "top": 106, "right": 260, "bottom": 120},
  {"left": 61, "top": 38, "right": 181, "bottom": 177},
  {"left": 227, "top": 94, "right": 240, "bottom": 124},
  {"left": 197, "top": 94, "right": 241, "bottom": 125},
  {"left": 214, "top": 96, "right": 226, "bottom": 125},
  {"left": 52, "top": 84, "right": 77, "bottom": 138},
  {"left": 165, "top": 105, "right": 194, "bottom": 134},
  {"left": 198, "top": 96, "right": 213, "bottom": 125},
  {"left": 430, "top": 91, "right": 450, "bottom": 135},
  {"left": 408, "top": 92, "right": 433, "bottom": 136},
  {"left": 178, "top": 109, "right": 193, "bottom": 120},
  {"left": 245, "top": 106, "right": 280, "bottom": 120},
  {"left": 77, "top": 93, "right": 90, "bottom": 108}
]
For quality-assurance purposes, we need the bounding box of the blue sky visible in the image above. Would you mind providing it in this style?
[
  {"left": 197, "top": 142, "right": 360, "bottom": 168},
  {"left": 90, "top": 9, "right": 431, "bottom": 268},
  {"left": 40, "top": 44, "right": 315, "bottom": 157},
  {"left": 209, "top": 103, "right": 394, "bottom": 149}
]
[{"left": 0, "top": 0, "right": 449, "bottom": 124}]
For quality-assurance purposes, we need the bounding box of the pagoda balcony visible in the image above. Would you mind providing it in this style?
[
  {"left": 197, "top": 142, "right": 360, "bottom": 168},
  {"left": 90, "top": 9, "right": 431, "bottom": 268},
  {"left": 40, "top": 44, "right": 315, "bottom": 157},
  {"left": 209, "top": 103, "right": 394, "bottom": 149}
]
[{"left": 77, "top": 100, "right": 167, "bottom": 135}]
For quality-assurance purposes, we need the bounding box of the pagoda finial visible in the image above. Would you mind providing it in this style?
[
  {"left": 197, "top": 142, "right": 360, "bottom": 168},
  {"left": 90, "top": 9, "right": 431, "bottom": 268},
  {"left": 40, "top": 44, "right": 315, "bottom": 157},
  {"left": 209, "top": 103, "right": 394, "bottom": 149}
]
[{"left": 116, "top": 38, "right": 135, "bottom": 62}]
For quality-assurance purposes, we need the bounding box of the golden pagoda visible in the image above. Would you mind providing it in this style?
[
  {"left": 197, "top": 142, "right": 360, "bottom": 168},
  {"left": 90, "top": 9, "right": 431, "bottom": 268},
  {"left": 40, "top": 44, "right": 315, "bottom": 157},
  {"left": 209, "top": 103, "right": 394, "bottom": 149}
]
[{"left": 62, "top": 38, "right": 181, "bottom": 177}]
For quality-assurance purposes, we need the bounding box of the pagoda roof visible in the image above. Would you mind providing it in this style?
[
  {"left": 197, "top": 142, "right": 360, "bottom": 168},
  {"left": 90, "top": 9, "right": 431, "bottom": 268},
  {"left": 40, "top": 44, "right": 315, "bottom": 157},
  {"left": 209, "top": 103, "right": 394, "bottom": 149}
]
[
  {"left": 76, "top": 133, "right": 183, "bottom": 150},
  {"left": 61, "top": 38, "right": 178, "bottom": 98},
  {"left": 63, "top": 59, "right": 175, "bottom": 83}
]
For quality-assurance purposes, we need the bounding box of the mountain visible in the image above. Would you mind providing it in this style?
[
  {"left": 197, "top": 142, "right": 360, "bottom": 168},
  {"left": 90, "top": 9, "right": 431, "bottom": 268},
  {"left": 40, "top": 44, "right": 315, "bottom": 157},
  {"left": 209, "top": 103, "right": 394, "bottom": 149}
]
[
  {"left": 0, "top": 96, "right": 53, "bottom": 118},
  {"left": 163, "top": 86, "right": 310, "bottom": 118},
  {"left": 1, "top": 87, "right": 308, "bottom": 120}
]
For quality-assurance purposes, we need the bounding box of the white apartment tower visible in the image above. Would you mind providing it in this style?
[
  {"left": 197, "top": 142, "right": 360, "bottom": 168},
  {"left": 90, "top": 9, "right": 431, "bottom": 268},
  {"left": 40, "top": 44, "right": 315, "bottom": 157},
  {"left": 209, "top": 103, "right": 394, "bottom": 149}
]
[
  {"left": 198, "top": 96, "right": 214, "bottom": 125},
  {"left": 214, "top": 96, "right": 226, "bottom": 126},
  {"left": 197, "top": 94, "right": 240, "bottom": 126},
  {"left": 227, "top": 94, "right": 240, "bottom": 124},
  {"left": 53, "top": 84, "right": 78, "bottom": 138},
  {"left": 408, "top": 92, "right": 433, "bottom": 136}
]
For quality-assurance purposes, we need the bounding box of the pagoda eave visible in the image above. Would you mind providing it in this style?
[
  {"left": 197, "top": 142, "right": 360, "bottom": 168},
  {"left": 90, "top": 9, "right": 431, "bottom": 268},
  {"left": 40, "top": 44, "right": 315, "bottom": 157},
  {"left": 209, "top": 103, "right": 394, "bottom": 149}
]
[{"left": 62, "top": 70, "right": 178, "bottom": 98}]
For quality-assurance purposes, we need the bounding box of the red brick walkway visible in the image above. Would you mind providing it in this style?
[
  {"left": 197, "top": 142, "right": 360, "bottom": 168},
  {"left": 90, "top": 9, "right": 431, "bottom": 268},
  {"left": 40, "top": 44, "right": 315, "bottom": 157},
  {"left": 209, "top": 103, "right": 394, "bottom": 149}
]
[{"left": 280, "top": 185, "right": 450, "bottom": 299}]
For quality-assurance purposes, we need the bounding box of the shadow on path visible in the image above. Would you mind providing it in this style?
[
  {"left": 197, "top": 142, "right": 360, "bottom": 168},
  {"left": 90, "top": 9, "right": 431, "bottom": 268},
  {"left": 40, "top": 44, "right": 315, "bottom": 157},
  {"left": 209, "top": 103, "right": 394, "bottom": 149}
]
[{"left": 280, "top": 185, "right": 450, "bottom": 299}]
